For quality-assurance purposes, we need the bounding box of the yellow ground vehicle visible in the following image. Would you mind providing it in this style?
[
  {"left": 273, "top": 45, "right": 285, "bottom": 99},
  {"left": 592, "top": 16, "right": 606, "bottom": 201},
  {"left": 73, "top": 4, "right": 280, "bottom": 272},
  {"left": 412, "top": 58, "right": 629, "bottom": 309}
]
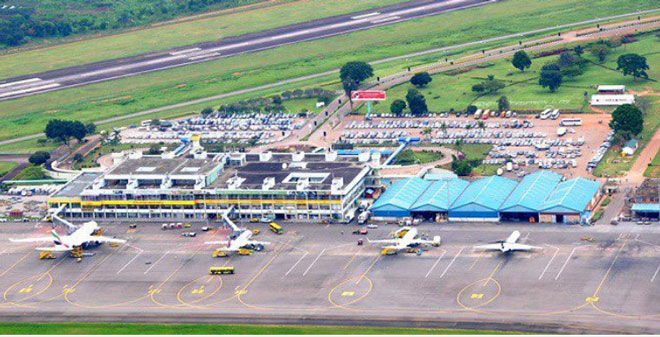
[
  {"left": 381, "top": 248, "right": 398, "bottom": 256},
  {"left": 237, "top": 248, "right": 253, "bottom": 256},
  {"left": 212, "top": 250, "right": 229, "bottom": 258},
  {"left": 249, "top": 218, "right": 259, "bottom": 223},
  {"left": 184, "top": 223, "right": 192, "bottom": 228},
  {"left": 209, "top": 266, "right": 234, "bottom": 275},
  {"left": 39, "top": 251, "right": 55, "bottom": 260},
  {"left": 269, "top": 222, "right": 284, "bottom": 235},
  {"left": 252, "top": 229, "right": 260, "bottom": 235},
  {"left": 109, "top": 242, "right": 119, "bottom": 248}
]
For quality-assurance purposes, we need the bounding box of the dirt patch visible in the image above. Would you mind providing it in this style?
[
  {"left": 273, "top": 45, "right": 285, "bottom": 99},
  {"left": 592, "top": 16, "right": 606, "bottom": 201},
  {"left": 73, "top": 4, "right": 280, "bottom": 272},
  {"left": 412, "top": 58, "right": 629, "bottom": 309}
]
[
  {"left": 232, "top": 72, "right": 245, "bottom": 77},
  {"left": 43, "top": 110, "right": 59, "bottom": 114},
  {"left": 102, "top": 95, "right": 132, "bottom": 103}
]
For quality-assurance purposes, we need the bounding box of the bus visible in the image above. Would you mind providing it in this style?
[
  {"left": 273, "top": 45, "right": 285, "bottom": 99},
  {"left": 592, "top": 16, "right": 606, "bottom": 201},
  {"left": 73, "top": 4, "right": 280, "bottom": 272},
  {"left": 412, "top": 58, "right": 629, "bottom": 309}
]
[
  {"left": 560, "top": 118, "right": 582, "bottom": 126},
  {"left": 140, "top": 119, "right": 152, "bottom": 127},
  {"left": 209, "top": 266, "right": 234, "bottom": 275},
  {"left": 269, "top": 222, "right": 284, "bottom": 235}
]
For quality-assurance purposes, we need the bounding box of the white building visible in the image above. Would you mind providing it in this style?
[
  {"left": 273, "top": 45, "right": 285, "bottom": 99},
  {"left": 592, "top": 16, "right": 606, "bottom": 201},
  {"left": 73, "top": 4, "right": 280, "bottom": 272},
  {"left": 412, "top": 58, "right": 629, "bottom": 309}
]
[{"left": 590, "top": 94, "right": 635, "bottom": 106}]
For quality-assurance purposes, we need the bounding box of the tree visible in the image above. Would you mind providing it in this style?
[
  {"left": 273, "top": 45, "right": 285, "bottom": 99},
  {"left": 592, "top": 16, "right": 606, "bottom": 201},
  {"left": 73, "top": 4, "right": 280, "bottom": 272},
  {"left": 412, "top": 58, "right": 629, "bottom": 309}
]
[
  {"left": 29, "top": 151, "right": 50, "bottom": 166},
  {"left": 451, "top": 159, "right": 472, "bottom": 176},
  {"left": 557, "top": 52, "right": 575, "bottom": 68},
  {"left": 511, "top": 50, "right": 532, "bottom": 72},
  {"left": 616, "top": 54, "right": 650, "bottom": 81},
  {"left": 85, "top": 122, "right": 96, "bottom": 135},
  {"left": 477, "top": 121, "right": 485, "bottom": 131},
  {"left": 472, "top": 76, "right": 505, "bottom": 94},
  {"left": 271, "top": 94, "right": 282, "bottom": 105},
  {"left": 45, "top": 119, "right": 68, "bottom": 144},
  {"left": 201, "top": 106, "right": 214, "bottom": 118},
  {"left": 70, "top": 121, "right": 88, "bottom": 143},
  {"left": 410, "top": 72, "right": 432, "bottom": 87},
  {"left": 466, "top": 105, "right": 478, "bottom": 114},
  {"left": 574, "top": 45, "right": 584, "bottom": 57},
  {"left": 390, "top": 99, "right": 406, "bottom": 115},
  {"left": 73, "top": 153, "right": 83, "bottom": 162},
  {"left": 497, "top": 96, "right": 510, "bottom": 112},
  {"left": 147, "top": 144, "right": 161, "bottom": 155},
  {"left": 422, "top": 127, "right": 432, "bottom": 136},
  {"left": 539, "top": 63, "right": 563, "bottom": 92},
  {"left": 590, "top": 44, "right": 610, "bottom": 63},
  {"left": 339, "top": 61, "right": 373, "bottom": 102},
  {"left": 609, "top": 104, "right": 643, "bottom": 136},
  {"left": 405, "top": 89, "right": 428, "bottom": 115}
]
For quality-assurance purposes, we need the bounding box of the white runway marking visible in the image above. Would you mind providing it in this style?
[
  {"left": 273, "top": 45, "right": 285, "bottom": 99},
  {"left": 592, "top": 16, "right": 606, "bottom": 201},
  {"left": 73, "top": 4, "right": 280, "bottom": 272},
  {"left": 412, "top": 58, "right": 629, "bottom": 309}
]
[
  {"left": 371, "top": 16, "right": 400, "bottom": 24},
  {"left": 144, "top": 250, "right": 170, "bottom": 274},
  {"left": 0, "top": 83, "right": 60, "bottom": 98},
  {"left": 0, "top": 78, "right": 42, "bottom": 88},
  {"left": 555, "top": 246, "right": 577, "bottom": 280},
  {"left": 351, "top": 12, "right": 380, "bottom": 20},
  {"left": 169, "top": 47, "right": 201, "bottom": 55},
  {"left": 188, "top": 52, "right": 220, "bottom": 61},
  {"left": 440, "top": 247, "right": 464, "bottom": 278},
  {"left": 539, "top": 246, "right": 560, "bottom": 280},
  {"left": 285, "top": 252, "right": 308, "bottom": 277},
  {"left": 425, "top": 250, "right": 446, "bottom": 278},
  {"left": 651, "top": 261, "right": 660, "bottom": 282},
  {"left": 117, "top": 249, "right": 143, "bottom": 275},
  {"left": 302, "top": 248, "right": 325, "bottom": 277}
]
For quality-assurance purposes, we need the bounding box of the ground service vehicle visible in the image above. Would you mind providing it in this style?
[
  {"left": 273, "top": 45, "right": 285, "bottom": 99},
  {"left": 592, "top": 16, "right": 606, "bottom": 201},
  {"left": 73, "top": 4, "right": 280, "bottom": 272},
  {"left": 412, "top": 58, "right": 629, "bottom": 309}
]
[
  {"left": 560, "top": 118, "right": 582, "bottom": 126},
  {"left": 357, "top": 210, "right": 370, "bottom": 224},
  {"left": 209, "top": 267, "right": 234, "bottom": 275},
  {"left": 269, "top": 222, "right": 284, "bottom": 235},
  {"left": 252, "top": 229, "right": 260, "bottom": 235},
  {"left": 184, "top": 223, "right": 192, "bottom": 228},
  {"left": 238, "top": 248, "right": 253, "bottom": 256},
  {"left": 202, "top": 226, "right": 212, "bottom": 231}
]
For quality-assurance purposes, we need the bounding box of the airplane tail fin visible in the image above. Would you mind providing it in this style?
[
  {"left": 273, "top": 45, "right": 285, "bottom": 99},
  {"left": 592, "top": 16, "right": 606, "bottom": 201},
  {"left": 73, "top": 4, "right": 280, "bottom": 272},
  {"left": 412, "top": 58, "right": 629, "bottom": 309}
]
[{"left": 51, "top": 229, "right": 69, "bottom": 248}]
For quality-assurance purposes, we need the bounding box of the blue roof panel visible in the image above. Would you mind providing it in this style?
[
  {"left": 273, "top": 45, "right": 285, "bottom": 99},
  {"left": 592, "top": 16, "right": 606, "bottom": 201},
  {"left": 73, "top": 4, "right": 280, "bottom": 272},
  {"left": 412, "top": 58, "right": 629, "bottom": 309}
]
[
  {"left": 411, "top": 179, "right": 470, "bottom": 212},
  {"left": 500, "top": 171, "right": 563, "bottom": 212},
  {"left": 371, "top": 177, "right": 431, "bottom": 211},
  {"left": 541, "top": 177, "right": 600, "bottom": 213},
  {"left": 632, "top": 203, "right": 660, "bottom": 212},
  {"left": 450, "top": 176, "right": 517, "bottom": 211}
]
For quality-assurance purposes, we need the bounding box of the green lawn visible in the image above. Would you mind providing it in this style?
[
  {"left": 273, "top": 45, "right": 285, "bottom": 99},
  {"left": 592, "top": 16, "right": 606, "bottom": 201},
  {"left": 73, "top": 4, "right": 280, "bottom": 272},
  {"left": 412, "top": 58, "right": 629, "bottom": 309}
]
[
  {"left": 0, "top": 322, "right": 522, "bottom": 335},
  {"left": 0, "top": 161, "right": 18, "bottom": 176},
  {"left": 393, "top": 149, "right": 444, "bottom": 166},
  {"left": 0, "top": 0, "right": 656, "bottom": 144},
  {"left": 383, "top": 34, "right": 660, "bottom": 113},
  {"left": 0, "top": 0, "right": 408, "bottom": 78},
  {"left": 12, "top": 165, "right": 47, "bottom": 180}
]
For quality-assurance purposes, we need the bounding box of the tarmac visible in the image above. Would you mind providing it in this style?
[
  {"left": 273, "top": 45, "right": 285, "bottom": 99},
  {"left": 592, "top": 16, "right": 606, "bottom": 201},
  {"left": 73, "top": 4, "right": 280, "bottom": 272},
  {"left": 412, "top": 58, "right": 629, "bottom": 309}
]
[{"left": 2, "top": 220, "right": 660, "bottom": 333}]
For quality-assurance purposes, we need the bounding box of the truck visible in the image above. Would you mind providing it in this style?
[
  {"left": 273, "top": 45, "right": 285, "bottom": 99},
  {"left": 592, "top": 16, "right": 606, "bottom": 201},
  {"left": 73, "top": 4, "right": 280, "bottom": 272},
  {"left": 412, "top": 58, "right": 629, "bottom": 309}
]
[
  {"left": 557, "top": 127, "right": 567, "bottom": 137},
  {"left": 506, "top": 162, "right": 513, "bottom": 172},
  {"left": 357, "top": 210, "right": 370, "bottom": 224}
]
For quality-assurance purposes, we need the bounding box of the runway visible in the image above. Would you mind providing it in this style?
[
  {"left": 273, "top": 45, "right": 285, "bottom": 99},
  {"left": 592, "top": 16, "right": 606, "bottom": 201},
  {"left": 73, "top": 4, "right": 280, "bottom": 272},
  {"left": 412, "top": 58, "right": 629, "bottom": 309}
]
[
  {"left": 3, "top": 221, "right": 660, "bottom": 333},
  {"left": 0, "top": 0, "right": 495, "bottom": 101}
]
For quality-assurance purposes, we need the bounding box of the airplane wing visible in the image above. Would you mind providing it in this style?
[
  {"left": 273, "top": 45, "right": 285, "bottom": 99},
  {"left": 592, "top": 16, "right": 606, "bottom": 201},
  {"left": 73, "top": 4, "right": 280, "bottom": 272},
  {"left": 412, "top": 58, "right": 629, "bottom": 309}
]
[
  {"left": 205, "top": 240, "right": 229, "bottom": 245},
  {"left": 366, "top": 238, "right": 398, "bottom": 245},
  {"left": 87, "top": 236, "right": 127, "bottom": 244},
  {"left": 35, "top": 246, "right": 72, "bottom": 252},
  {"left": 473, "top": 243, "right": 504, "bottom": 251},
  {"left": 506, "top": 243, "right": 542, "bottom": 251},
  {"left": 9, "top": 236, "right": 54, "bottom": 244},
  {"left": 411, "top": 236, "right": 441, "bottom": 246},
  {"left": 382, "top": 242, "right": 409, "bottom": 251}
]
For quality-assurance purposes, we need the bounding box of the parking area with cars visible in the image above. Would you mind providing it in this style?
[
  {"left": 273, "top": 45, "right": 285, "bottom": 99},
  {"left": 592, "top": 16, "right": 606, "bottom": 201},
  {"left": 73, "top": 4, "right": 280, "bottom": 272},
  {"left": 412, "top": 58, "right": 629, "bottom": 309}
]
[
  {"left": 332, "top": 112, "right": 611, "bottom": 177},
  {"left": 121, "top": 112, "right": 307, "bottom": 145},
  {"left": 1, "top": 220, "right": 660, "bottom": 333}
]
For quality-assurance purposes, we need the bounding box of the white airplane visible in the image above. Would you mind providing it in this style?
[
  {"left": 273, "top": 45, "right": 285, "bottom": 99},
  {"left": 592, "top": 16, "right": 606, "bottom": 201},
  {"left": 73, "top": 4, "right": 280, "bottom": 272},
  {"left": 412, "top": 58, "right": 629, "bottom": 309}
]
[
  {"left": 367, "top": 227, "right": 440, "bottom": 252},
  {"left": 473, "top": 231, "right": 541, "bottom": 253},
  {"left": 9, "top": 218, "right": 126, "bottom": 252},
  {"left": 204, "top": 209, "right": 270, "bottom": 253}
]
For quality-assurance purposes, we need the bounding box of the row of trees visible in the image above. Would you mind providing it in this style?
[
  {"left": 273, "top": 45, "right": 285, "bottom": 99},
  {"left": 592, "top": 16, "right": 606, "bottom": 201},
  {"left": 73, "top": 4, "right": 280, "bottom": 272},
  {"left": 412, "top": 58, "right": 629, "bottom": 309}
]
[
  {"left": 210, "top": 87, "right": 335, "bottom": 116},
  {"left": 44, "top": 119, "right": 95, "bottom": 145}
]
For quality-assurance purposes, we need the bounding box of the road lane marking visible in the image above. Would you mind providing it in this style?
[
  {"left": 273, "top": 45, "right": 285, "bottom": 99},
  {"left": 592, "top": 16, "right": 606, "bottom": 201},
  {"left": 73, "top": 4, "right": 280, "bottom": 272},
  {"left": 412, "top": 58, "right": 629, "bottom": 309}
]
[
  {"left": 469, "top": 251, "right": 483, "bottom": 270},
  {"left": 592, "top": 236, "right": 628, "bottom": 297},
  {"left": 302, "top": 248, "right": 325, "bottom": 277},
  {"left": 343, "top": 247, "right": 361, "bottom": 270},
  {"left": 539, "top": 246, "right": 560, "bottom": 280},
  {"left": 144, "top": 250, "right": 170, "bottom": 274},
  {"left": 440, "top": 247, "right": 464, "bottom": 278},
  {"left": 555, "top": 246, "right": 577, "bottom": 280},
  {"left": 484, "top": 261, "right": 504, "bottom": 286},
  {"left": 356, "top": 255, "right": 380, "bottom": 285},
  {"left": 425, "top": 250, "right": 446, "bottom": 278},
  {"left": 284, "top": 252, "right": 308, "bottom": 277}
]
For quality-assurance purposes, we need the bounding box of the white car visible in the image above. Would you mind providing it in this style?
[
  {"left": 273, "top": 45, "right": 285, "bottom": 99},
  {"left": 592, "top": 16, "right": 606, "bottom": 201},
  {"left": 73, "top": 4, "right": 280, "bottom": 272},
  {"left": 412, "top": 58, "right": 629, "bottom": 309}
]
[{"left": 366, "top": 224, "right": 378, "bottom": 229}]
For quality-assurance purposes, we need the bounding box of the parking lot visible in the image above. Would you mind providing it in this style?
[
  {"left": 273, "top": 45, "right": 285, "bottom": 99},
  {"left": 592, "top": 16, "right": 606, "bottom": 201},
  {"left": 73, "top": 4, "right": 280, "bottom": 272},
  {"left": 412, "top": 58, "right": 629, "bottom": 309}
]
[
  {"left": 2, "top": 220, "right": 660, "bottom": 333},
  {"left": 332, "top": 113, "right": 611, "bottom": 177},
  {"left": 121, "top": 112, "right": 307, "bottom": 146}
]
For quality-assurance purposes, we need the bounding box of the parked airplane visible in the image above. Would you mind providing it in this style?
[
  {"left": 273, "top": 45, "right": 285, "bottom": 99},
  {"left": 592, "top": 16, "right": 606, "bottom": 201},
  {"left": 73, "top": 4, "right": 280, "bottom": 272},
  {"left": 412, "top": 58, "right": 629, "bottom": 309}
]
[
  {"left": 205, "top": 208, "right": 270, "bottom": 253},
  {"left": 367, "top": 227, "right": 440, "bottom": 252},
  {"left": 473, "top": 230, "right": 541, "bottom": 253},
  {"left": 9, "top": 218, "right": 126, "bottom": 252}
]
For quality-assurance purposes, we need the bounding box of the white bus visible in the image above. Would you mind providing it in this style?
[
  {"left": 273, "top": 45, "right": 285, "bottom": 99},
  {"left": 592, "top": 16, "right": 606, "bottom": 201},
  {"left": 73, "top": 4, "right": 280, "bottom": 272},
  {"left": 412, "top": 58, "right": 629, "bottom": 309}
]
[
  {"left": 140, "top": 119, "right": 152, "bottom": 127},
  {"left": 560, "top": 118, "right": 582, "bottom": 126}
]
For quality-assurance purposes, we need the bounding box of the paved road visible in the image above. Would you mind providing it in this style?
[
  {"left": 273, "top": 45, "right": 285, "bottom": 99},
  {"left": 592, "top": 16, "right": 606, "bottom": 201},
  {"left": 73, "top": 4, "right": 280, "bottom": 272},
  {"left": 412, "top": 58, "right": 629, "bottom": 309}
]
[{"left": 0, "top": 0, "right": 496, "bottom": 101}]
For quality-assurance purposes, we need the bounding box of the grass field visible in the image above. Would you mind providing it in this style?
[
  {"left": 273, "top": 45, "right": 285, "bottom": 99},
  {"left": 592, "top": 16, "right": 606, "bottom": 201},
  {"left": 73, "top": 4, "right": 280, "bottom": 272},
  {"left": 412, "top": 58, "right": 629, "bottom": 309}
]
[
  {"left": 0, "top": 0, "right": 656, "bottom": 147},
  {"left": 383, "top": 34, "right": 660, "bottom": 113},
  {"left": 12, "top": 165, "right": 46, "bottom": 180},
  {"left": 0, "top": 0, "right": 408, "bottom": 78},
  {"left": 0, "top": 161, "right": 18, "bottom": 176},
  {"left": 393, "top": 149, "right": 444, "bottom": 166},
  {"left": 0, "top": 322, "right": 521, "bottom": 335}
]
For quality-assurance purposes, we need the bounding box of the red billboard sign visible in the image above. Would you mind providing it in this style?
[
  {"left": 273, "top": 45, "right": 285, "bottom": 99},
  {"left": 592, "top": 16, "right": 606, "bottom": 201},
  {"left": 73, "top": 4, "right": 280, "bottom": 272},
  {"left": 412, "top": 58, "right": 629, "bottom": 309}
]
[{"left": 351, "top": 90, "right": 386, "bottom": 101}]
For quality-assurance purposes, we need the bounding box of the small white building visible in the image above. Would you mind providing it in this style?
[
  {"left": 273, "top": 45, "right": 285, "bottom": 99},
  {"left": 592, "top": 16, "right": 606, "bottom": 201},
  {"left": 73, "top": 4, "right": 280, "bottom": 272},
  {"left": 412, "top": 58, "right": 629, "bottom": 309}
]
[
  {"left": 622, "top": 139, "right": 638, "bottom": 157},
  {"left": 597, "top": 85, "right": 625, "bottom": 94},
  {"left": 590, "top": 94, "right": 635, "bottom": 106}
]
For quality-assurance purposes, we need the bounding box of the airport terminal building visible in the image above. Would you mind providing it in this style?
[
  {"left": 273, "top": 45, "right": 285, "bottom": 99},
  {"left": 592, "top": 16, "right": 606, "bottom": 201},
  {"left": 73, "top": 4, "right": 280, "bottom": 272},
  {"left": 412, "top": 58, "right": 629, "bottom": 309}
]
[
  {"left": 371, "top": 171, "right": 601, "bottom": 224},
  {"left": 48, "top": 150, "right": 371, "bottom": 221}
]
